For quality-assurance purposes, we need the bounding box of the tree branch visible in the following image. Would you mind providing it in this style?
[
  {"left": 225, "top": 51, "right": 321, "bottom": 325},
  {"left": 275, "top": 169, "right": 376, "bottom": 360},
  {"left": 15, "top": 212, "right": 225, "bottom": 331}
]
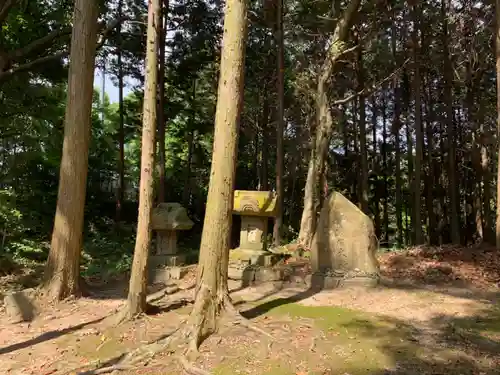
[
  {"left": 336, "top": 0, "right": 362, "bottom": 42},
  {"left": 0, "top": 17, "right": 124, "bottom": 82},
  {"left": 0, "top": 51, "right": 67, "bottom": 80},
  {"left": 332, "top": 57, "right": 411, "bottom": 105},
  {"left": 0, "top": 0, "right": 17, "bottom": 26},
  {"left": 8, "top": 27, "right": 72, "bottom": 61}
]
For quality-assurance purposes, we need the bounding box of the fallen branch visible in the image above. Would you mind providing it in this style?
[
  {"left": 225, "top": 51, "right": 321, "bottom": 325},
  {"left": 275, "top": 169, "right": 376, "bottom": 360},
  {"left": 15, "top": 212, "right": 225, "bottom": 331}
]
[{"left": 332, "top": 57, "right": 411, "bottom": 105}]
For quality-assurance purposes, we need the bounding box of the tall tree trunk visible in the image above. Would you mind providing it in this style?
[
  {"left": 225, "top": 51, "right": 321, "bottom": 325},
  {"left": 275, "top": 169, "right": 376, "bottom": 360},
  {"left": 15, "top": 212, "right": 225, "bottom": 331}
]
[
  {"left": 120, "top": 0, "right": 160, "bottom": 319},
  {"left": 481, "top": 110, "right": 492, "bottom": 243},
  {"left": 183, "top": 79, "right": 196, "bottom": 206},
  {"left": 356, "top": 39, "right": 369, "bottom": 214},
  {"left": 157, "top": 0, "right": 167, "bottom": 203},
  {"left": 116, "top": 0, "right": 125, "bottom": 222},
  {"left": 273, "top": 0, "right": 284, "bottom": 247},
  {"left": 467, "top": 58, "right": 483, "bottom": 243},
  {"left": 425, "top": 73, "right": 437, "bottom": 245},
  {"left": 259, "top": 92, "right": 270, "bottom": 191},
  {"left": 442, "top": 0, "right": 460, "bottom": 244},
  {"left": 496, "top": 0, "right": 500, "bottom": 249},
  {"left": 392, "top": 24, "right": 403, "bottom": 248},
  {"left": 182, "top": 0, "right": 247, "bottom": 351},
  {"left": 298, "top": 0, "right": 362, "bottom": 248},
  {"left": 412, "top": 2, "right": 423, "bottom": 244},
  {"left": 403, "top": 69, "right": 414, "bottom": 245},
  {"left": 183, "top": 129, "right": 195, "bottom": 206},
  {"left": 381, "top": 91, "right": 389, "bottom": 244},
  {"left": 43, "top": 0, "right": 99, "bottom": 301},
  {"left": 371, "top": 96, "right": 381, "bottom": 239}
]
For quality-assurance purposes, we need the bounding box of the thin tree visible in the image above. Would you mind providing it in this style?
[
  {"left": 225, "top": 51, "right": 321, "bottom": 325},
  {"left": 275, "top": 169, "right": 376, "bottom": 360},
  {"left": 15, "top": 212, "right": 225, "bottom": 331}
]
[
  {"left": 119, "top": 0, "right": 160, "bottom": 319},
  {"left": 116, "top": 0, "right": 126, "bottom": 222},
  {"left": 43, "top": 0, "right": 99, "bottom": 300},
  {"left": 411, "top": 0, "right": 423, "bottom": 244},
  {"left": 442, "top": 0, "right": 460, "bottom": 244},
  {"left": 157, "top": 0, "right": 167, "bottom": 203},
  {"left": 356, "top": 33, "right": 369, "bottom": 214},
  {"left": 298, "top": 0, "right": 362, "bottom": 249},
  {"left": 177, "top": 0, "right": 252, "bottom": 354},
  {"left": 495, "top": 0, "right": 500, "bottom": 249},
  {"left": 273, "top": 0, "right": 285, "bottom": 247}
]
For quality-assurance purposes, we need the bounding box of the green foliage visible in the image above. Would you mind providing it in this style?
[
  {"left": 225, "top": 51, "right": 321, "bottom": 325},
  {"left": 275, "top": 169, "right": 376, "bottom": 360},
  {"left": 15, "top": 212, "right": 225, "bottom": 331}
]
[{"left": 0, "top": 189, "right": 22, "bottom": 249}]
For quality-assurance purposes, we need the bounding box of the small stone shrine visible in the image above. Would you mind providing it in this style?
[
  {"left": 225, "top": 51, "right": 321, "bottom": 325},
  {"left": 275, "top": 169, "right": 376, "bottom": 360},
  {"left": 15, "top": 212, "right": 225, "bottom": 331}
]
[
  {"left": 228, "top": 190, "right": 288, "bottom": 286},
  {"left": 149, "top": 203, "right": 193, "bottom": 282},
  {"left": 232, "top": 190, "right": 277, "bottom": 260}
]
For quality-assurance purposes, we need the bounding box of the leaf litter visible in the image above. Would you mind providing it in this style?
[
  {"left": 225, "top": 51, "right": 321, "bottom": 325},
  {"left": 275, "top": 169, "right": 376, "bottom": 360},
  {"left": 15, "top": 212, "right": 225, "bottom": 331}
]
[{"left": 0, "top": 245, "right": 499, "bottom": 374}]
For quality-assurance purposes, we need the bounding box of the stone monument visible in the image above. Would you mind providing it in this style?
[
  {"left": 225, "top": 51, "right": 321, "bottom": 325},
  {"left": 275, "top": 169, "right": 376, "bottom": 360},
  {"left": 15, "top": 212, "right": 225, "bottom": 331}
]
[
  {"left": 149, "top": 203, "right": 193, "bottom": 282},
  {"left": 309, "top": 191, "right": 380, "bottom": 289}
]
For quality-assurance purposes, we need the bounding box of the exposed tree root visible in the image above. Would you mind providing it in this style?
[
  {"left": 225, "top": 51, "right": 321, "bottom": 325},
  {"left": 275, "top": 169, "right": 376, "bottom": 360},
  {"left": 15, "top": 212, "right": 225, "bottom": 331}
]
[
  {"left": 223, "top": 296, "right": 274, "bottom": 339},
  {"left": 77, "top": 364, "right": 135, "bottom": 375},
  {"left": 73, "top": 292, "right": 273, "bottom": 375},
  {"left": 179, "top": 354, "right": 210, "bottom": 375},
  {"left": 112, "top": 301, "right": 157, "bottom": 326},
  {"left": 229, "top": 314, "right": 274, "bottom": 339}
]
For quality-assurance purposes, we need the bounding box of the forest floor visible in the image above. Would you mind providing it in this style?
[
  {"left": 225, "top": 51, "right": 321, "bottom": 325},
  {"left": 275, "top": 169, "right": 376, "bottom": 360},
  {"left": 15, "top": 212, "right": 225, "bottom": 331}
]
[{"left": 1, "top": 244, "right": 500, "bottom": 375}]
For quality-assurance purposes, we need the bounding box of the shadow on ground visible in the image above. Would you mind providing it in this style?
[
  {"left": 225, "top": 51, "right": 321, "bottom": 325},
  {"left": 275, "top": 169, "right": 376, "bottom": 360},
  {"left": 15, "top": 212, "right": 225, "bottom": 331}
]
[
  {"left": 335, "top": 305, "right": 500, "bottom": 375},
  {"left": 0, "top": 317, "right": 105, "bottom": 355}
]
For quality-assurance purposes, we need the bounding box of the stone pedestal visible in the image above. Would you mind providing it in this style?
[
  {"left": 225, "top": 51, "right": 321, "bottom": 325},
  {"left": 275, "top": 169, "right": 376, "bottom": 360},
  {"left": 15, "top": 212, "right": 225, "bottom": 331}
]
[
  {"left": 148, "top": 203, "right": 193, "bottom": 284},
  {"left": 156, "top": 230, "right": 177, "bottom": 255},
  {"left": 231, "top": 190, "right": 278, "bottom": 265},
  {"left": 308, "top": 272, "right": 379, "bottom": 290},
  {"left": 240, "top": 216, "right": 267, "bottom": 251}
]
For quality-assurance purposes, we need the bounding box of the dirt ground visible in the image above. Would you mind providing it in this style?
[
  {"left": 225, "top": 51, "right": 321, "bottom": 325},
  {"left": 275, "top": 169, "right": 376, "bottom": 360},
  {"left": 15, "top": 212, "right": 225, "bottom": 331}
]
[{"left": 1, "top": 245, "right": 500, "bottom": 375}]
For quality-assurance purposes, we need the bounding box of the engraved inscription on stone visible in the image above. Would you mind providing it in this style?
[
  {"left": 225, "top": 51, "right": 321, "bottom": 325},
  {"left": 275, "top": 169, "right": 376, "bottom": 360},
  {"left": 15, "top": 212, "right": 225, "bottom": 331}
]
[{"left": 247, "top": 226, "right": 259, "bottom": 243}]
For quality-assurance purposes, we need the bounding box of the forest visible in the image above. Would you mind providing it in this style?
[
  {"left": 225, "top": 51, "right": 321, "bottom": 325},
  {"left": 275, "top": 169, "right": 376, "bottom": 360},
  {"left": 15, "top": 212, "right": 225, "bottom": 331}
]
[{"left": 1, "top": 0, "right": 500, "bottom": 374}]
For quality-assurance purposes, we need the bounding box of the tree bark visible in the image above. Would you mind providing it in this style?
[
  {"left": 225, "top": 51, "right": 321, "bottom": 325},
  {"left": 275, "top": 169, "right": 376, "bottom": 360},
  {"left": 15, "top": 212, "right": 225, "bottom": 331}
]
[
  {"left": 273, "top": 0, "right": 284, "bottom": 248},
  {"left": 356, "top": 37, "right": 369, "bottom": 214},
  {"left": 298, "top": 0, "right": 361, "bottom": 248},
  {"left": 371, "top": 96, "right": 381, "bottom": 239},
  {"left": 43, "top": 0, "right": 99, "bottom": 300},
  {"left": 116, "top": 0, "right": 125, "bottom": 222},
  {"left": 391, "top": 24, "right": 403, "bottom": 248},
  {"left": 157, "top": 0, "right": 167, "bottom": 203},
  {"left": 495, "top": 0, "right": 500, "bottom": 249},
  {"left": 259, "top": 92, "right": 270, "bottom": 191},
  {"left": 381, "top": 91, "right": 389, "bottom": 244},
  {"left": 183, "top": 129, "right": 195, "bottom": 206},
  {"left": 182, "top": 0, "right": 247, "bottom": 351},
  {"left": 442, "top": 0, "right": 460, "bottom": 244},
  {"left": 411, "top": 2, "right": 423, "bottom": 244},
  {"left": 121, "top": 0, "right": 160, "bottom": 318},
  {"left": 424, "top": 73, "right": 437, "bottom": 245}
]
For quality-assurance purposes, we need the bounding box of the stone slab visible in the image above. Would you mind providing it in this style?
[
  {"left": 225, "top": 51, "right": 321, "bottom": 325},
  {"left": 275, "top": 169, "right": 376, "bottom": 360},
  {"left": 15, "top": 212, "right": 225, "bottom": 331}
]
[
  {"left": 148, "top": 266, "right": 187, "bottom": 284},
  {"left": 228, "top": 265, "right": 255, "bottom": 287},
  {"left": 149, "top": 254, "right": 186, "bottom": 268},
  {"left": 228, "top": 264, "right": 292, "bottom": 285},
  {"left": 155, "top": 231, "right": 178, "bottom": 255},
  {"left": 308, "top": 273, "right": 379, "bottom": 290},
  {"left": 230, "top": 248, "right": 282, "bottom": 267},
  {"left": 239, "top": 216, "right": 268, "bottom": 251},
  {"left": 254, "top": 267, "right": 285, "bottom": 282},
  {"left": 3, "top": 289, "right": 37, "bottom": 323}
]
